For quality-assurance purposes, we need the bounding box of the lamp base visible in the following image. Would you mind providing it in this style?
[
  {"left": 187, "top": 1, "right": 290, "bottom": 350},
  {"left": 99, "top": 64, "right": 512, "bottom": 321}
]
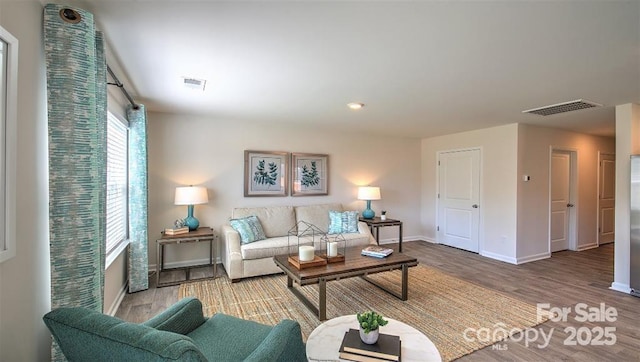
[
  {"left": 362, "top": 208, "right": 375, "bottom": 219},
  {"left": 184, "top": 205, "right": 199, "bottom": 231},
  {"left": 184, "top": 216, "right": 199, "bottom": 231},
  {"left": 362, "top": 199, "right": 375, "bottom": 219}
]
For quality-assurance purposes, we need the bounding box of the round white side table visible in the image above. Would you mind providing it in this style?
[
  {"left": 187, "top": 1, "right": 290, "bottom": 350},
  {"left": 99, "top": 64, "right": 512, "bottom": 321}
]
[{"left": 306, "top": 314, "right": 442, "bottom": 362}]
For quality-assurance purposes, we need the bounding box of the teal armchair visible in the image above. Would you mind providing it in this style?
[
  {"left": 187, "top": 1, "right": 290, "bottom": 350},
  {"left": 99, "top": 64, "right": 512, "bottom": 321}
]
[{"left": 43, "top": 297, "right": 307, "bottom": 361}]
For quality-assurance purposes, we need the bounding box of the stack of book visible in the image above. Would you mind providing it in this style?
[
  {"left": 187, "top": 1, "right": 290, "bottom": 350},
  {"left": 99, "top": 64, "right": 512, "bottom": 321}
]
[
  {"left": 361, "top": 245, "right": 393, "bottom": 258},
  {"left": 164, "top": 227, "right": 189, "bottom": 236},
  {"left": 338, "top": 329, "right": 401, "bottom": 362}
]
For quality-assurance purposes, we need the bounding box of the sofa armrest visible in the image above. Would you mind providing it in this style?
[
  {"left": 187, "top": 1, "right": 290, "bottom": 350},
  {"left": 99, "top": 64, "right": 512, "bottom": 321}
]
[
  {"left": 243, "top": 319, "right": 307, "bottom": 362},
  {"left": 142, "top": 297, "right": 206, "bottom": 334},
  {"left": 221, "top": 224, "right": 244, "bottom": 280},
  {"left": 357, "top": 221, "right": 377, "bottom": 244}
]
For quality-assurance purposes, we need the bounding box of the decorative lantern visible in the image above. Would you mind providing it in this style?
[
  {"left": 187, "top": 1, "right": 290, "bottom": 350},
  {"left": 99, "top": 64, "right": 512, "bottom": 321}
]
[
  {"left": 287, "top": 221, "right": 327, "bottom": 269},
  {"left": 320, "top": 233, "right": 346, "bottom": 263}
]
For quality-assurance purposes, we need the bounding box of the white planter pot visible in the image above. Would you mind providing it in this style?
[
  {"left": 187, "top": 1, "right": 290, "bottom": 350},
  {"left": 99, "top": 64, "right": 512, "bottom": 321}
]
[{"left": 359, "top": 327, "right": 379, "bottom": 344}]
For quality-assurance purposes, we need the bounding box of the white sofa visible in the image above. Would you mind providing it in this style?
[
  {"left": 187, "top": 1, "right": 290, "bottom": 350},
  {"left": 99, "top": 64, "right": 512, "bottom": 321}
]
[{"left": 221, "top": 203, "right": 375, "bottom": 282}]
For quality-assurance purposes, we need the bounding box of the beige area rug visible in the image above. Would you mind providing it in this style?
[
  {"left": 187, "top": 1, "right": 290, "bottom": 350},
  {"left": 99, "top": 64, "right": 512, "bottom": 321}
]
[{"left": 179, "top": 265, "right": 546, "bottom": 361}]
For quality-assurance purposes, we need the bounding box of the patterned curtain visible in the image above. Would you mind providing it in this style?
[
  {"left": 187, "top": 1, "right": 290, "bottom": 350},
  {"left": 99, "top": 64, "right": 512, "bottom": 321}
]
[
  {"left": 127, "top": 104, "right": 149, "bottom": 292},
  {"left": 44, "top": 4, "right": 107, "bottom": 360}
]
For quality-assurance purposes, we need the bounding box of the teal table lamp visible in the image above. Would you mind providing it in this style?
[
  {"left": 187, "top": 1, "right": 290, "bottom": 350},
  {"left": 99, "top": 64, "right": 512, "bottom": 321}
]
[
  {"left": 358, "top": 186, "right": 381, "bottom": 219},
  {"left": 174, "top": 186, "right": 209, "bottom": 231}
]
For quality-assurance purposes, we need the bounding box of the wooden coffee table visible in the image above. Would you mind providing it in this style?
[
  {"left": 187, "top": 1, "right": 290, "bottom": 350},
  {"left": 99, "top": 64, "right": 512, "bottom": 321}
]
[{"left": 273, "top": 246, "right": 418, "bottom": 320}]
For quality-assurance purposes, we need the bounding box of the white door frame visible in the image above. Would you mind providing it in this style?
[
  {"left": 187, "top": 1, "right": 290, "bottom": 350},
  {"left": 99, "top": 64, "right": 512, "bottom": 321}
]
[
  {"left": 435, "top": 147, "right": 483, "bottom": 253},
  {"left": 548, "top": 147, "right": 578, "bottom": 252},
  {"left": 597, "top": 151, "right": 616, "bottom": 245}
]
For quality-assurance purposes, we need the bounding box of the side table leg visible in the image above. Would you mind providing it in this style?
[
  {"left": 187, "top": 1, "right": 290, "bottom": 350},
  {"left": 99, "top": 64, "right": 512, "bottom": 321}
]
[
  {"left": 287, "top": 275, "right": 293, "bottom": 288},
  {"left": 210, "top": 238, "right": 216, "bottom": 279},
  {"left": 399, "top": 222, "right": 403, "bottom": 252},
  {"left": 319, "top": 278, "right": 327, "bottom": 320},
  {"left": 376, "top": 227, "right": 380, "bottom": 246},
  {"left": 156, "top": 243, "right": 161, "bottom": 287}
]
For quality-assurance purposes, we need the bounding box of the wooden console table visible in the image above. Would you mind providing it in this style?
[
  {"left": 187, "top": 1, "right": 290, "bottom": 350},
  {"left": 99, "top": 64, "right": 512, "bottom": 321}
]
[
  {"left": 359, "top": 217, "right": 403, "bottom": 252},
  {"left": 156, "top": 227, "right": 216, "bottom": 287}
]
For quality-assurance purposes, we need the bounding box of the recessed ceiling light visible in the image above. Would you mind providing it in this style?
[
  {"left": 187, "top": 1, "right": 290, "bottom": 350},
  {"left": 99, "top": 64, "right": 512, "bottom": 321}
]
[
  {"left": 182, "top": 77, "right": 207, "bottom": 91},
  {"left": 347, "top": 102, "right": 364, "bottom": 110}
]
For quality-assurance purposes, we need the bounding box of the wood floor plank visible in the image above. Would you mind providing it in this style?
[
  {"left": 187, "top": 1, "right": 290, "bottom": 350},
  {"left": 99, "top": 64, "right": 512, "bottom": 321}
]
[{"left": 116, "top": 242, "right": 640, "bottom": 361}]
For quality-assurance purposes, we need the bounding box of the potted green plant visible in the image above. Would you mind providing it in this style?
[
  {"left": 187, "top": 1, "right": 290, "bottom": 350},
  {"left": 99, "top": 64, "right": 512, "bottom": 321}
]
[
  {"left": 356, "top": 311, "right": 388, "bottom": 344},
  {"left": 380, "top": 210, "right": 387, "bottom": 221}
]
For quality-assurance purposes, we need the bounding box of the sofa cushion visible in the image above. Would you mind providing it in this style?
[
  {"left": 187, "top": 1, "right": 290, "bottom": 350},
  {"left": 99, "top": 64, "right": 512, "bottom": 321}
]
[
  {"left": 229, "top": 216, "right": 267, "bottom": 244},
  {"left": 295, "top": 203, "right": 342, "bottom": 235},
  {"left": 340, "top": 229, "right": 372, "bottom": 246},
  {"left": 240, "top": 236, "right": 313, "bottom": 260},
  {"left": 328, "top": 210, "right": 359, "bottom": 234},
  {"left": 232, "top": 206, "right": 296, "bottom": 238}
]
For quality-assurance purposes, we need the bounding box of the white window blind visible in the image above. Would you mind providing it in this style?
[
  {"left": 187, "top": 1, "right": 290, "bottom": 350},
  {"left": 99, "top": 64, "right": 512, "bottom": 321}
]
[
  {"left": 106, "top": 112, "right": 128, "bottom": 254},
  {"left": 0, "top": 25, "right": 17, "bottom": 264},
  {"left": 0, "top": 39, "right": 7, "bottom": 255}
]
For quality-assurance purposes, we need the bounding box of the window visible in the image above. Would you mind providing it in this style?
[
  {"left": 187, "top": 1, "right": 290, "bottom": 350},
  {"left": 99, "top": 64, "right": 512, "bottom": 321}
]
[
  {"left": 106, "top": 111, "right": 129, "bottom": 262},
  {"left": 0, "top": 26, "right": 17, "bottom": 264}
]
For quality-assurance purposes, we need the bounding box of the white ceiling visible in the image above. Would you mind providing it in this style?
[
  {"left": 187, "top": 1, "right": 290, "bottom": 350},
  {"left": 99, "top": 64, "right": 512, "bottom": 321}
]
[{"left": 82, "top": 0, "right": 639, "bottom": 139}]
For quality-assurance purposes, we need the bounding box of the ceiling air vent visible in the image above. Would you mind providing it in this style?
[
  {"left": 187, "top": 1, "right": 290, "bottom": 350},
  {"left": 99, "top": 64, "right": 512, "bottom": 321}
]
[
  {"left": 522, "top": 99, "right": 602, "bottom": 116},
  {"left": 182, "top": 77, "right": 207, "bottom": 91}
]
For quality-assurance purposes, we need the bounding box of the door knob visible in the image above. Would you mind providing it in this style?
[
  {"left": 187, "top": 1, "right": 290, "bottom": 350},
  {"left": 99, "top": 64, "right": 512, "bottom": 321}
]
[
  {"left": 567, "top": 203, "right": 574, "bottom": 208},
  {"left": 472, "top": 204, "right": 479, "bottom": 208}
]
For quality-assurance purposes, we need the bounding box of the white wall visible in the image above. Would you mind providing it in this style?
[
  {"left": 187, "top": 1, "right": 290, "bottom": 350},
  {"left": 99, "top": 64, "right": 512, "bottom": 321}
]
[
  {"left": 516, "top": 124, "right": 615, "bottom": 262},
  {"left": 421, "top": 123, "right": 615, "bottom": 265},
  {"left": 612, "top": 103, "right": 640, "bottom": 293},
  {"left": 147, "top": 112, "right": 422, "bottom": 268},
  {"left": 0, "top": 1, "right": 51, "bottom": 360},
  {"left": 421, "top": 124, "right": 519, "bottom": 262}
]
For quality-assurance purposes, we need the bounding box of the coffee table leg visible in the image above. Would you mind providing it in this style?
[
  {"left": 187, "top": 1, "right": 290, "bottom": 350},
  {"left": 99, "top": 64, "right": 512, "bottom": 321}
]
[
  {"left": 401, "top": 263, "right": 408, "bottom": 300},
  {"left": 361, "top": 263, "right": 411, "bottom": 301},
  {"left": 319, "top": 278, "right": 327, "bottom": 320},
  {"left": 282, "top": 272, "right": 325, "bottom": 320}
]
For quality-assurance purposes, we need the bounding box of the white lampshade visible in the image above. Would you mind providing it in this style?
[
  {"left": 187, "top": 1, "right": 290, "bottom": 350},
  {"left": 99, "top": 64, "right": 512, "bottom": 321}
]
[
  {"left": 174, "top": 186, "right": 209, "bottom": 205},
  {"left": 357, "top": 186, "right": 381, "bottom": 201}
]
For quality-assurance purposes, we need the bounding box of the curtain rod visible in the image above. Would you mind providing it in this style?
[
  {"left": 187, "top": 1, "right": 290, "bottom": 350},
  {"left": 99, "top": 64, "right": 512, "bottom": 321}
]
[{"left": 107, "top": 65, "right": 139, "bottom": 110}]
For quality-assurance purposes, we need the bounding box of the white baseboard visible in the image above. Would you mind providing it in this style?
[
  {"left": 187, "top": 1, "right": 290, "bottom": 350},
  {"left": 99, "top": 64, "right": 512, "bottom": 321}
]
[
  {"left": 515, "top": 252, "right": 551, "bottom": 264},
  {"left": 480, "top": 250, "right": 518, "bottom": 264},
  {"left": 610, "top": 282, "right": 631, "bottom": 294},
  {"left": 106, "top": 280, "right": 128, "bottom": 316},
  {"left": 576, "top": 243, "right": 599, "bottom": 251},
  {"left": 378, "top": 235, "right": 432, "bottom": 245}
]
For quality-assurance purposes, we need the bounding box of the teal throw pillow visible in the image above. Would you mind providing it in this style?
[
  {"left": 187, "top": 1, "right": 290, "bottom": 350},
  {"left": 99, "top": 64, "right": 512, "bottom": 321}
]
[
  {"left": 229, "top": 215, "right": 267, "bottom": 244},
  {"left": 328, "top": 210, "right": 359, "bottom": 234}
]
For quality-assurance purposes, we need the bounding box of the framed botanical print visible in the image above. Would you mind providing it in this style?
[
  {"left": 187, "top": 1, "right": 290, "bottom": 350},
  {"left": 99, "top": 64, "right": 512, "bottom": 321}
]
[
  {"left": 244, "top": 150, "right": 289, "bottom": 197},
  {"left": 291, "top": 153, "right": 328, "bottom": 196}
]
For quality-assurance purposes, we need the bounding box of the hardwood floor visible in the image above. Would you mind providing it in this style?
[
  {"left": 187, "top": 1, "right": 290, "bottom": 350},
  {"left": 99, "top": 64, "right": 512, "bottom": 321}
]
[{"left": 116, "top": 241, "right": 640, "bottom": 361}]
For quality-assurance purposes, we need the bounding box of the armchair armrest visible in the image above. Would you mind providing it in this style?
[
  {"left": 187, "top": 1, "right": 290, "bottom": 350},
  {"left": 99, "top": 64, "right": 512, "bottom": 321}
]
[
  {"left": 43, "top": 306, "right": 207, "bottom": 361},
  {"left": 243, "top": 319, "right": 307, "bottom": 362},
  {"left": 143, "top": 297, "right": 206, "bottom": 335}
]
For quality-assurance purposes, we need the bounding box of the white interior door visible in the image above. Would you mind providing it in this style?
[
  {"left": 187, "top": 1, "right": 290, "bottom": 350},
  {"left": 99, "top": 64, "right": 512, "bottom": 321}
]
[
  {"left": 437, "top": 149, "right": 480, "bottom": 253},
  {"left": 598, "top": 153, "right": 615, "bottom": 245},
  {"left": 550, "top": 150, "right": 573, "bottom": 252}
]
